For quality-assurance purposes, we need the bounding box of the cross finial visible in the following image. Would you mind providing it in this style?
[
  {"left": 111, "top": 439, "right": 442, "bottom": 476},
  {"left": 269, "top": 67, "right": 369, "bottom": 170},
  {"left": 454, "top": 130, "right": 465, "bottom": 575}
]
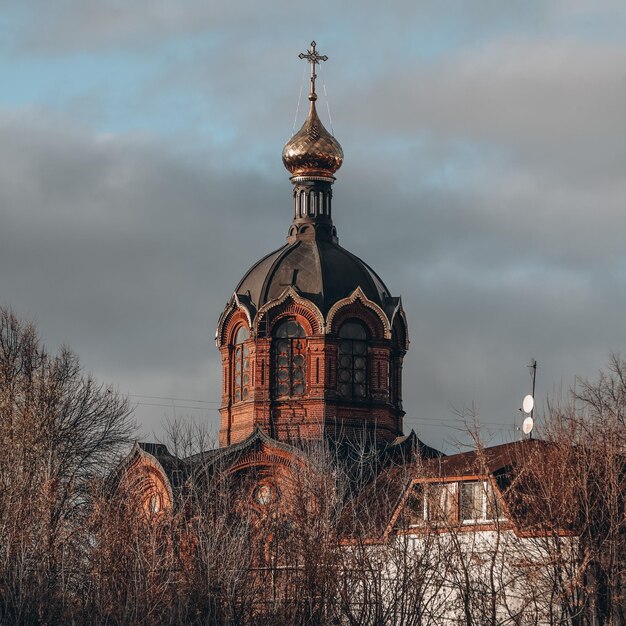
[{"left": 298, "top": 41, "right": 328, "bottom": 102}]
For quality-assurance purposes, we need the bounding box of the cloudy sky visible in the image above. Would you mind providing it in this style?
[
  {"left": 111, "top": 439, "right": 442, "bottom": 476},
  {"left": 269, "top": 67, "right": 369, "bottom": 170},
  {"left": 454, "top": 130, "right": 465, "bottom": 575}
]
[{"left": 1, "top": 1, "right": 625, "bottom": 451}]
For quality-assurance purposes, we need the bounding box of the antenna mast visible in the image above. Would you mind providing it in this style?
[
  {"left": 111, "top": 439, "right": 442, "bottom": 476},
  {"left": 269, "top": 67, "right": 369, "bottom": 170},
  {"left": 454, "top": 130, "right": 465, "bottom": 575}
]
[
  {"left": 528, "top": 358, "right": 537, "bottom": 420},
  {"left": 521, "top": 359, "right": 537, "bottom": 439}
]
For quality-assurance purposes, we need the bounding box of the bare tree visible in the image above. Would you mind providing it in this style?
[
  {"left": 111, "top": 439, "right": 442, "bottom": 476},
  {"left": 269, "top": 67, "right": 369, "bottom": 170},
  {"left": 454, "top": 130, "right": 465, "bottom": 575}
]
[
  {"left": 5, "top": 308, "right": 626, "bottom": 625},
  {"left": 0, "top": 306, "right": 134, "bottom": 624},
  {"left": 505, "top": 357, "right": 626, "bottom": 625}
]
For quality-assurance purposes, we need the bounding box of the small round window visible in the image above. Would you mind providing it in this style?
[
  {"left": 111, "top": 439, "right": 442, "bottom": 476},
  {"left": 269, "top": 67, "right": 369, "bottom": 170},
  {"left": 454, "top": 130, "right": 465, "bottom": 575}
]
[{"left": 254, "top": 484, "right": 273, "bottom": 506}]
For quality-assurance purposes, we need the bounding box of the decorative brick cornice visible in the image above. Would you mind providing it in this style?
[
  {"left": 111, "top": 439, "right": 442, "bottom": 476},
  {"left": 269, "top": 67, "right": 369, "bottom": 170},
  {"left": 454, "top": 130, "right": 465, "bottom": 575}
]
[
  {"left": 115, "top": 442, "right": 175, "bottom": 505},
  {"left": 256, "top": 286, "right": 325, "bottom": 335},
  {"left": 201, "top": 427, "right": 308, "bottom": 472},
  {"left": 216, "top": 294, "right": 254, "bottom": 347},
  {"left": 326, "top": 287, "right": 391, "bottom": 339},
  {"left": 228, "top": 449, "right": 297, "bottom": 474}
]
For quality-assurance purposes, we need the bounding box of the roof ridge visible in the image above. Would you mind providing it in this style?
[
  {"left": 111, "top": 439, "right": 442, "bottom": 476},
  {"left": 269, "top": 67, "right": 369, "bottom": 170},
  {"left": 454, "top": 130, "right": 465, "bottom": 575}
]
[{"left": 259, "top": 241, "right": 300, "bottom": 306}]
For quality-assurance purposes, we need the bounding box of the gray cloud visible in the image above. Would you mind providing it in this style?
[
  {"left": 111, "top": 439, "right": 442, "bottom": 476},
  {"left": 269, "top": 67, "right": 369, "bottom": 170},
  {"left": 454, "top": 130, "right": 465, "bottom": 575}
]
[
  {"left": 0, "top": 108, "right": 287, "bottom": 439},
  {"left": 8, "top": 1, "right": 556, "bottom": 55},
  {"left": 3, "top": 92, "right": 625, "bottom": 451}
]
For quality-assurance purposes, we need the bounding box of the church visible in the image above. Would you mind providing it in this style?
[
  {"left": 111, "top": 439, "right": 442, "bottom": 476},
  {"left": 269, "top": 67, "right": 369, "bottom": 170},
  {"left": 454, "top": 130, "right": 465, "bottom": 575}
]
[
  {"left": 115, "top": 48, "right": 575, "bottom": 619},
  {"left": 118, "top": 41, "right": 446, "bottom": 516},
  {"left": 116, "top": 41, "right": 563, "bottom": 530}
]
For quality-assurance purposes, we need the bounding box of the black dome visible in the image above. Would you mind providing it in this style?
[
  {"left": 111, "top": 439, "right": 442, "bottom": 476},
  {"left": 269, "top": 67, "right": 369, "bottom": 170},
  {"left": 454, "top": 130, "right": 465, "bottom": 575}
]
[{"left": 235, "top": 239, "right": 391, "bottom": 316}]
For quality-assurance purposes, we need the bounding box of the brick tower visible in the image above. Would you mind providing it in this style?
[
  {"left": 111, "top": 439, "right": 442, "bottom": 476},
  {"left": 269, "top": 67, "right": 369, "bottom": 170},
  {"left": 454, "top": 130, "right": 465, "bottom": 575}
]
[{"left": 216, "top": 42, "right": 409, "bottom": 448}]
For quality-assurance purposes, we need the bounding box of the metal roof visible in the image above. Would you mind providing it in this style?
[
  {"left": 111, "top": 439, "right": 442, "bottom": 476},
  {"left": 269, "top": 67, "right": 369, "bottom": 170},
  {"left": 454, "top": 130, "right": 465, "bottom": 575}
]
[{"left": 235, "top": 239, "right": 392, "bottom": 317}]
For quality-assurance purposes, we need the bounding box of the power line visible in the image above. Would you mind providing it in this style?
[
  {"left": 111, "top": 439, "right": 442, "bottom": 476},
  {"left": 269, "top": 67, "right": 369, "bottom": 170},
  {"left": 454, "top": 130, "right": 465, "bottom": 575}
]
[
  {"left": 131, "top": 401, "right": 218, "bottom": 412},
  {"left": 129, "top": 393, "right": 219, "bottom": 405},
  {"left": 404, "top": 416, "right": 520, "bottom": 429},
  {"left": 127, "top": 397, "right": 516, "bottom": 430}
]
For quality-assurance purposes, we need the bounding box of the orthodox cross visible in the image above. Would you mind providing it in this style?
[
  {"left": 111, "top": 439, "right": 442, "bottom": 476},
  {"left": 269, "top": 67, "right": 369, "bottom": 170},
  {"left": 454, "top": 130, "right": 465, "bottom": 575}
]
[{"left": 299, "top": 41, "right": 328, "bottom": 100}]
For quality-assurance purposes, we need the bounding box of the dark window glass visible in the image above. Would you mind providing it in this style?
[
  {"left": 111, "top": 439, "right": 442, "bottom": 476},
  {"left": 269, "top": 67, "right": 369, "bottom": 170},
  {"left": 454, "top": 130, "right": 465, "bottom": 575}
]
[
  {"left": 460, "top": 482, "right": 483, "bottom": 521},
  {"left": 337, "top": 321, "right": 368, "bottom": 399},
  {"left": 390, "top": 329, "right": 399, "bottom": 403},
  {"left": 273, "top": 320, "right": 306, "bottom": 398},
  {"left": 460, "top": 481, "right": 498, "bottom": 522},
  {"left": 233, "top": 326, "right": 250, "bottom": 403}
]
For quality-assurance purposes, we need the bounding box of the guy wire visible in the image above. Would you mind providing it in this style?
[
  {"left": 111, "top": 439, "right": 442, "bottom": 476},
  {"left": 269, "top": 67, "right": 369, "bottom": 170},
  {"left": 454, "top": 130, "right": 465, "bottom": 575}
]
[
  {"left": 292, "top": 62, "right": 307, "bottom": 134},
  {"left": 320, "top": 64, "right": 335, "bottom": 136}
]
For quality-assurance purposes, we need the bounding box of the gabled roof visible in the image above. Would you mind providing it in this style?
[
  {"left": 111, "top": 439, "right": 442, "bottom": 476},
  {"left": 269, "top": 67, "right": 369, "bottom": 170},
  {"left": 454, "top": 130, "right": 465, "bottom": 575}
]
[
  {"left": 418, "top": 439, "right": 550, "bottom": 479},
  {"left": 110, "top": 441, "right": 180, "bottom": 503},
  {"left": 384, "top": 438, "right": 579, "bottom": 538},
  {"left": 184, "top": 427, "right": 307, "bottom": 479}
]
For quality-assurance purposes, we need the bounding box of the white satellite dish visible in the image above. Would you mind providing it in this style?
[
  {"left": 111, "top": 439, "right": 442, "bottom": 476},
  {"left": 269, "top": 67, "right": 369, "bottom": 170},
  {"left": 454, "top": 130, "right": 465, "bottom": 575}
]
[
  {"left": 522, "top": 394, "right": 534, "bottom": 414},
  {"left": 522, "top": 416, "right": 534, "bottom": 435}
]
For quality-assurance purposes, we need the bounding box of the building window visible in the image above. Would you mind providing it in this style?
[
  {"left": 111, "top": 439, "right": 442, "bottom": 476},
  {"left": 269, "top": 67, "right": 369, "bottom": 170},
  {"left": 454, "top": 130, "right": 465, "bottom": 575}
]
[
  {"left": 233, "top": 326, "right": 250, "bottom": 403},
  {"left": 148, "top": 492, "right": 161, "bottom": 515},
  {"left": 405, "top": 480, "right": 503, "bottom": 528},
  {"left": 406, "top": 482, "right": 456, "bottom": 527},
  {"left": 425, "top": 482, "right": 456, "bottom": 523},
  {"left": 337, "top": 321, "right": 367, "bottom": 398},
  {"left": 273, "top": 319, "right": 306, "bottom": 398},
  {"left": 252, "top": 483, "right": 276, "bottom": 508},
  {"left": 390, "top": 328, "right": 400, "bottom": 403},
  {"left": 460, "top": 481, "right": 497, "bottom": 523}
]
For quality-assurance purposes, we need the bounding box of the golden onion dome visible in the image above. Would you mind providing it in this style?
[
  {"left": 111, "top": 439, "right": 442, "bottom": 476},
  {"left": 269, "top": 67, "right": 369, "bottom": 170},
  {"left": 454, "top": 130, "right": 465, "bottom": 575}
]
[
  {"left": 282, "top": 41, "right": 343, "bottom": 180},
  {"left": 282, "top": 98, "right": 343, "bottom": 179}
]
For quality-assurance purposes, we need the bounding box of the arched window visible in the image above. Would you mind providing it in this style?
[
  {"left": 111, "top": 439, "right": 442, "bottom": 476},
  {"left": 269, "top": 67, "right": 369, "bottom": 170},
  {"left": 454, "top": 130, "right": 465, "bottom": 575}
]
[
  {"left": 148, "top": 492, "right": 162, "bottom": 515},
  {"left": 233, "top": 326, "right": 250, "bottom": 403},
  {"left": 338, "top": 321, "right": 367, "bottom": 399},
  {"left": 273, "top": 319, "right": 306, "bottom": 398},
  {"left": 390, "top": 325, "right": 404, "bottom": 405}
]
